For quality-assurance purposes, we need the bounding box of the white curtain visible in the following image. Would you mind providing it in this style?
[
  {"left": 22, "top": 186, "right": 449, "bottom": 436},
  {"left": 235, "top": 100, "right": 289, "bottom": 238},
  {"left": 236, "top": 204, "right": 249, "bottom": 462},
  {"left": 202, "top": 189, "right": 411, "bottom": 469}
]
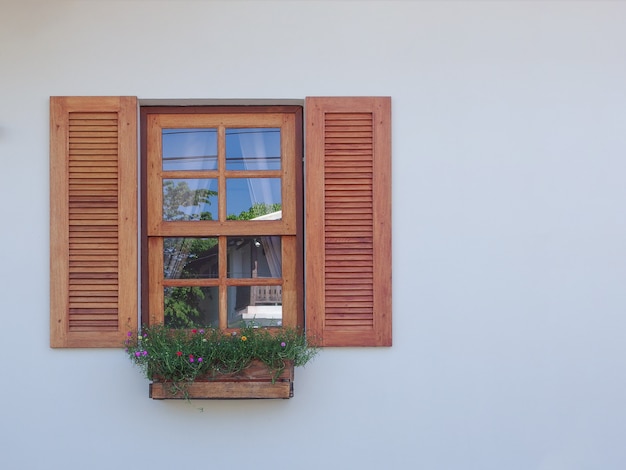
[{"left": 260, "top": 236, "right": 282, "bottom": 278}]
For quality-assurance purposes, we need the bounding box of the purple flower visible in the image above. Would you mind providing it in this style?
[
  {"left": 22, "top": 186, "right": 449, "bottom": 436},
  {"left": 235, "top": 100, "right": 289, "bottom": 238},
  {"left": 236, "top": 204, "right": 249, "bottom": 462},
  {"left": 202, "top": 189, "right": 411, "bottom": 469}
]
[
  {"left": 280, "top": 342, "right": 286, "bottom": 348},
  {"left": 135, "top": 351, "right": 141, "bottom": 357},
  {"left": 142, "top": 350, "right": 148, "bottom": 356},
  {"left": 199, "top": 329, "right": 205, "bottom": 334},
  {"left": 198, "top": 357, "right": 203, "bottom": 363},
  {"left": 127, "top": 331, "right": 132, "bottom": 337}
]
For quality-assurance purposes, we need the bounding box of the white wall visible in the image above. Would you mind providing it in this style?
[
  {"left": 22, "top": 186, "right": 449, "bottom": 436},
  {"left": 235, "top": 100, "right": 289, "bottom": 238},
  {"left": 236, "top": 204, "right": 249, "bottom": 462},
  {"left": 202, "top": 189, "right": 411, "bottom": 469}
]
[{"left": 2, "top": 1, "right": 626, "bottom": 468}]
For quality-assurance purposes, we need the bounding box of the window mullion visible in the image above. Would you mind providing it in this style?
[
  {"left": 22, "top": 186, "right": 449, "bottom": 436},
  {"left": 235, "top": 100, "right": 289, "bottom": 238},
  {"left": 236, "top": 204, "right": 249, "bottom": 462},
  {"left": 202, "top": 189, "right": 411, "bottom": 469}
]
[
  {"left": 218, "top": 236, "right": 227, "bottom": 329},
  {"left": 218, "top": 125, "right": 226, "bottom": 223},
  {"left": 218, "top": 126, "right": 228, "bottom": 329}
]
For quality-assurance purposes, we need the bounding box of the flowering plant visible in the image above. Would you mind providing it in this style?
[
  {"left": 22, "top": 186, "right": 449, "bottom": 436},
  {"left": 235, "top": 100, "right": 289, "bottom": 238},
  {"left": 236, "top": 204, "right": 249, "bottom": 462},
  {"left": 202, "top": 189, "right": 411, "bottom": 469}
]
[{"left": 125, "top": 324, "right": 318, "bottom": 386}]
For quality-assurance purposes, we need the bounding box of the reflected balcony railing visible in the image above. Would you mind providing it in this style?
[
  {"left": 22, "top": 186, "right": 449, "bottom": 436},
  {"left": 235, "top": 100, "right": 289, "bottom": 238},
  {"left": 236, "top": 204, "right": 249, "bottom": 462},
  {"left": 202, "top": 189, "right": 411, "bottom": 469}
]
[{"left": 250, "top": 285, "right": 282, "bottom": 305}]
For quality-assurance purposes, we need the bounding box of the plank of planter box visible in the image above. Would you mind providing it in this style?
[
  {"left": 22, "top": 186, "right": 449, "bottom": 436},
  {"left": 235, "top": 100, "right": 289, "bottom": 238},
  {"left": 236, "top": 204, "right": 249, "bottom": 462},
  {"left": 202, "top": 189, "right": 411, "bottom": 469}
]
[
  {"left": 205, "top": 361, "right": 294, "bottom": 381},
  {"left": 150, "top": 381, "right": 293, "bottom": 399}
]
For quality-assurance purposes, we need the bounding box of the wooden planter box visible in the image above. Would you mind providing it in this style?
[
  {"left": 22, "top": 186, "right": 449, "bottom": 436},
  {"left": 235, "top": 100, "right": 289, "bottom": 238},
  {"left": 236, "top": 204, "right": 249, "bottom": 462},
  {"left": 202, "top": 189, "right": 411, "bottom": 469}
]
[{"left": 149, "top": 360, "right": 294, "bottom": 400}]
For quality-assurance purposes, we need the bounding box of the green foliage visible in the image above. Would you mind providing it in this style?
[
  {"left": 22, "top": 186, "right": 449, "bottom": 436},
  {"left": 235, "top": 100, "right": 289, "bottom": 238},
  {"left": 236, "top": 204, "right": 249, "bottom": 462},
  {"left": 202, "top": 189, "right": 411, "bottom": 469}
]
[
  {"left": 163, "top": 287, "right": 205, "bottom": 328},
  {"left": 125, "top": 324, "right": 319, "bottom": 385},
  {"left": 227, "top": 202, "right": 282, "bottom": 220},
  {"left": 186, "top": 237, "right": 218, "bottom": 258}
]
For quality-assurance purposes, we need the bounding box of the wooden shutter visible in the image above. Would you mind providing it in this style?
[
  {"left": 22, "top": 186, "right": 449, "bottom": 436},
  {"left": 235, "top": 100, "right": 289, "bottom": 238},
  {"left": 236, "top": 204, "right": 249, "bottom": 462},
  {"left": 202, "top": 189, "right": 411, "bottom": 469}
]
[
  {"left": 305, "top": 97, "right": 392, "bottom": 346},
  {"left": 50, "top": 96, "right": 138, "bottom": 348}
]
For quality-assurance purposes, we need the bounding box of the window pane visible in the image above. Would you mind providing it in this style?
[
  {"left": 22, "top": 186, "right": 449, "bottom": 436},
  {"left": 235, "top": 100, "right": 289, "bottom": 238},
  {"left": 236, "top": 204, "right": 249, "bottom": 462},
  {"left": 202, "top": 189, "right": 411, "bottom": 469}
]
[
  {"left": 226, "top": 178, "right": 281, "bottom": 220},
  {"left": 227, "top": 236, "right": 281, "bottom": 278},
  {"left": 163, "top": 179, "right": 218, "bottom": 221},
  {"left": 164, "top": 238, "right": 218, "bottom": 279},
  {"left": 226, "top": 128, "right": 281, "bottom": 170},
  {"left": 164, "top": 286, "right": 219, "bottom": 328},
  {"left": 162, "top": 128, "right": 218, "bottom": 171},
  {"left": 227, "top": 285, "right": 282, "bottom": 328}
]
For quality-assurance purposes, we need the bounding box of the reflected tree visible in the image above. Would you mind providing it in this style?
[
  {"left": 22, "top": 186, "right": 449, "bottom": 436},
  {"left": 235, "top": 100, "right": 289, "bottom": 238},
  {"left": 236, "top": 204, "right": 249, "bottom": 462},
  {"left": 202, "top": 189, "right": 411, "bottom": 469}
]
[
  {"left": 227, "top": 202, "right": 281, "bottom": 220},
  {"left": 163, "top": 180, "right": 217, "bottom": 221},
  {"left": 164, "top": 286, "right": 205, "bottom": 328}
]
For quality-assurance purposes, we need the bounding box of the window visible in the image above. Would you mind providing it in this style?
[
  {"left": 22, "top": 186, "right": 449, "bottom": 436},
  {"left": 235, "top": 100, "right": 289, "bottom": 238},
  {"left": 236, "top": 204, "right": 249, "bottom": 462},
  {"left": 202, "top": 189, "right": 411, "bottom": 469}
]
[
  {"left": 140, "top": 107, "right": 303, "bottom": 331},
  {"left": 50, "top": 96, "right": 391, "bottom": 348}
]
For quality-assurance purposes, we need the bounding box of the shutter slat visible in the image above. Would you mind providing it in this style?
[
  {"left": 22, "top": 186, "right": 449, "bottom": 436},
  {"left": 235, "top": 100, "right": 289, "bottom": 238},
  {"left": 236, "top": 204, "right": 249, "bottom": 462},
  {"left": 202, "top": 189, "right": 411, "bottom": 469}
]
[{"left": 70, "top": 284, "right": 119, "bottom": 291}]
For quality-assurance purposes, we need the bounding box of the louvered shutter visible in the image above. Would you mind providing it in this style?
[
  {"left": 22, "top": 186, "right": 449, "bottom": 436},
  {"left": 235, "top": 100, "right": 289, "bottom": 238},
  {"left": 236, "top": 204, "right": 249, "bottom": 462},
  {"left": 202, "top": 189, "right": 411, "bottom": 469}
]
[
  {"left": 305, "top": 97, "right": 392, "bottom": 346},
  {"left": 50, "top": 96, "right": 138, "bottom": 348}
]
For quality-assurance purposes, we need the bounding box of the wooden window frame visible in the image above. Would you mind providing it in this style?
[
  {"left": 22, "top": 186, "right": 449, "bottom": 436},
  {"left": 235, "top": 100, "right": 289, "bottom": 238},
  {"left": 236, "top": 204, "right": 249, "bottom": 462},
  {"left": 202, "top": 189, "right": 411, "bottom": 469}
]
[{"left": 139, "top": 106, "right": 304, "bottom": 331}]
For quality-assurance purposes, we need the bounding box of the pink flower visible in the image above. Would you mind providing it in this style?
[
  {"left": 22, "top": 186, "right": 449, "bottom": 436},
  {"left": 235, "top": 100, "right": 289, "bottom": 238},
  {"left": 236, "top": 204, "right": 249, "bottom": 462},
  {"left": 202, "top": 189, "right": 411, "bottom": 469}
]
[
  {"left": 198, "top": 357, "right": 203, "bottom": 363},
  {"left": 280, "top": 342, "right": 286, "bottom": 348},
  {"left": 176, "top": 351, "right": 183, "bottom": 357},
  {"left": 191, "top": 329, "right": 197, "bottom": 334}
]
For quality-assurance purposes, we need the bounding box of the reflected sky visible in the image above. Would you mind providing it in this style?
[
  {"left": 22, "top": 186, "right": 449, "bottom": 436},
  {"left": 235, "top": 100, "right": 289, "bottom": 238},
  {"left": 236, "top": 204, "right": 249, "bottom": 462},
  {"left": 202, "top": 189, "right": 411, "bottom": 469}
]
[
  {"left": 162, "top": 128, "right": 217, "bottom": 171},
  {"left": 226, "top": 128, "right": 280, "bottom": 170}
]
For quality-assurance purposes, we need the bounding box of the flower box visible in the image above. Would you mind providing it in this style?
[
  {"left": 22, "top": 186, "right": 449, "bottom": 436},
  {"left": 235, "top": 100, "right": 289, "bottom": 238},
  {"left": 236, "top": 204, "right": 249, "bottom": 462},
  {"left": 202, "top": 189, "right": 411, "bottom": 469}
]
[
  {"left": 125, "top": 324, "right": 316, "bottom": 400},
  {"left": 149, "top": 360, "right": 295, "bottom": 400}
]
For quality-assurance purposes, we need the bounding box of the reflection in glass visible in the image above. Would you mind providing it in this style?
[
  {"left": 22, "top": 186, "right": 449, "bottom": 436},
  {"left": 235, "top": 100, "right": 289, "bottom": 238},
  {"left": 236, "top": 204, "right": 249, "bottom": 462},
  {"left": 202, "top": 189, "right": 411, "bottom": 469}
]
[
  {"left": 162, "top": 128, "right": 218, "bottom": 171},
  {"left": 227, "top": 285, "right": 283, "bottom": 328},
  {"left": 163, "top": 179, "right": 218, "bottom": 221},
  {"left": 226, "top": 128, "right": 281, "bottom": 170},
  {"left": 226, "top": 178, "right": 281, "bottom": 219},
  {"left": 227, "top": 237, "right": 281, "bottom": 279},
  {"left": 164, "top": 238, "right": 218, "bottom": 279},
  {"left": 164, "top": 286, "right": 219, "bottom": 329}
]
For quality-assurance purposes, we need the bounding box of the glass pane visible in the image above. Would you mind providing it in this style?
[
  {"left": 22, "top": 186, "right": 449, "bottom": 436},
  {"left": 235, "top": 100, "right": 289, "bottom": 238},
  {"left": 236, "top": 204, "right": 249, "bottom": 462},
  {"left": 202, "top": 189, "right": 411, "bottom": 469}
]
[
  {"left": 227, "top": 236, "right": 281, "bottom": 278},
  {"left": 226, "top": 178, "right": 281, "bottom": 220},
  {"left": 162, "top": 128, "right": 218, "bottom": 171},
  {"left": 164, "top": 238, "right": 218, "bottom": 279},
  {"left": 227, "top": 285, "right": 283, "bottom": 328},
  {"left": 226, "top": 128, "right": 281, "bottom": 170},
  {"left": 164, "top": 286, "right": 219, "bottom": 329},
  {"left": 163, "top": 179, "right": 218, "bottom": 221}
]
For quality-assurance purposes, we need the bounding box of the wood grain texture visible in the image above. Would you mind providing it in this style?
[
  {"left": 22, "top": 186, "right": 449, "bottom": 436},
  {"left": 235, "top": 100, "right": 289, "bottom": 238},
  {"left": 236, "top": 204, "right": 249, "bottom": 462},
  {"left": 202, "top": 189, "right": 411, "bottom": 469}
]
[
  {"left": 149, "top": 360, "right": 294, "bottom": 399},
  {"left": 150, "top": 381, "right": 293, "bottom": 399}
]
